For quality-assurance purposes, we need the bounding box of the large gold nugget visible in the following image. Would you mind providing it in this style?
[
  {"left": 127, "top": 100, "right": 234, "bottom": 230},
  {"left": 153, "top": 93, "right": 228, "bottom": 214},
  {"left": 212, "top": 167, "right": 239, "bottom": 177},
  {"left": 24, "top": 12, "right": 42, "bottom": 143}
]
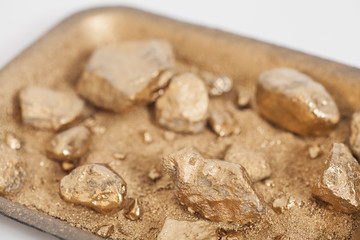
[
  {"left": 60, "top": 164, "right": 127, "bottom": 214},
  {"left": 163, "top": 147, "right": 265, "bottom": 223},
  {"left": 0, "top": 144, "right": 26, "bottom": 195},
  {"left": 155, "top": 73, "right": 209, "bottom": 133},
  {"left": 312, "top": 143, "right": 360, "bottom": 213},
  {"left": 20, "top": 86, "right": 84, "bottom": 130},
  {"left": 256, "top": 68, "right": 339, "bottom": 136},
  {"left": 46, "top": 126, "right": 91, "bottom": 162},
  {"left": 76, "top": 39, "right": 175, "bottom": 113}
]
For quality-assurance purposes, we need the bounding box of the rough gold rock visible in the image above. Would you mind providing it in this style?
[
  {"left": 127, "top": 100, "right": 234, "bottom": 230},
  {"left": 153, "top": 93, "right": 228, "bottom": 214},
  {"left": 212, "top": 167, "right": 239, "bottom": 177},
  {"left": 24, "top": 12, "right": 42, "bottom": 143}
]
[
  {"left": 61, "top": 161, "right": 76, "bottom": 171},
  {"left": 46, "top": 126, "right": 91, "bottom": 162},
  {"left": 96, "top": 224, "right": 114, "bottom": 238},
  {"left": 208, "top": 110, "right": 237, "bottom": 137},
  {"left": 350, "top": 111, "right": 360, "bottom": 160},
  {"left": 155, "top": 73, "right": 209, "bottom": 133},
  {"left": 123, "top": 198, "right": 142, "bottom": 221},
  {"left": 157, "top": 217, "right": 217, "bottom": 240},
  {"left": 225, "top": 144, "right": 271, "bottom": 182},
  {"left": 312, "top": 143, "right": 360, "bottom": 213},
  {"left": 272, "top": 196, "right": 288, "bottom": 213},
  {"left": 77, "top": 39, "right": 175, "bottom": 113},
  {"left": 19, "top": 86, "right": 84, "bottom": 130},
  {"left": 0, "top": 144, "right": 26, "bottom": 195},
  {"left": 163, "top": 147, "right": 265, "bottom": 223},
  {"left": 60, "top": 164, "right": 127, "bottom": 214},
  {"left": 256, "top": 68, "right": 340, "bottom": 136}
]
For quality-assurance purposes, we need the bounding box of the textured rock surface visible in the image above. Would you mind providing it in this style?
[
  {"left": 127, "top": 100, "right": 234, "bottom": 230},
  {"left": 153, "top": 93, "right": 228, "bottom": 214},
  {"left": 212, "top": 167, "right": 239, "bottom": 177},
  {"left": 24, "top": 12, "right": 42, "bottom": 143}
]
[
  {"left": 312, "top": 143, "right": 360, "bottom": 213},
  {"left": 200, "top": 71, "right": 233, "bottom": 96},
  {"left": 46, "top": 126, "right": 91, "bottom": 162},
  {"left": 60, "top": 164, "right": 127, "bottom": 214},
  {"left": 272, "top": 196, "right": 288, "bottom": 213},
  {"left": 350, "top": 111, "right": 360, "bottom": 160},
  {"left": 208, "top": 110, "right": 237, "bottom": 137},
  {"left": 157, "top": 218, "right": 217, "bottom": 240},
  {"left": 96, "top": 224, "right": 114, "bottom": 238},
  {"left": 0, "top": 144, "right": 26, "bottom": 195},
  {"left": 225, "top": 144, "right": 271, "bottom": 182},
  {"left": 20, "top": 86, "right": 84, "bottom": 130},
  {"left": 163, "top": 147, "right": 265, "bottom": 223},
  {"left": 155, "top": 73, "right": 209, "bottom": 133},
  {"left": 77, "top": 39, "right": 175, "bottom": 113},
  {"left": 256, "top": 68, "right": 340, "bottom": 136}
]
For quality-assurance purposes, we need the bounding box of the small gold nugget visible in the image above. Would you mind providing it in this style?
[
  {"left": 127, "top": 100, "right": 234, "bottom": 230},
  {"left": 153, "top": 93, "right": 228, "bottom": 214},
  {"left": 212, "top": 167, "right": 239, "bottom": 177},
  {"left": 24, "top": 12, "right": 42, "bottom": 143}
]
[
  {"left": 123, "top": 198, "right": 142, "bottom": 221},
  {"left": 5, "top": 132, "right": 21, "bottom": 150},
  {"left": 308, "top": 144, "right": 322, "bottom": 159},
  {"left": 256, "top": 68, "right": 339, "bottom": 136},
  {"left": 96, "top": 225, "right": 114, "bottom": 238},
  {"left": 236, "top": 86, "right": 252, "bottom": 108},
  {"left": 208, "top": 110, "right": 237, "bottom": 137},
  {"left": 46, "top": 126, "right": 91, "bottom": 162},
  {"left": 200, "top": 71, "right": 233, "bottom": 97},
  {"left": 19, "top": 86, "right": 84, "bottom": 130},
  {"left": 77, "top": 39, "right": 175, "bottom": 113},
  {"left": 155, "top": 73, "right": 209, "bottom": 133},
  {"left": 60, "top": 164, "right": 127, "bottom": 214},
  {"left": 0, "top": 144, "right": 26, "bottom": 195}
]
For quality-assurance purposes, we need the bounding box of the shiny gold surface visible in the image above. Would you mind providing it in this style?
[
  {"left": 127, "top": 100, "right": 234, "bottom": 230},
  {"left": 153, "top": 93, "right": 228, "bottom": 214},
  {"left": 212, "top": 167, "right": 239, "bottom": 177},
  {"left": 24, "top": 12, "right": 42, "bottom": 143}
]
[
  {"left": 46, "top": 125, "right": 91, "bottom": 162},
  {"left": 312, "top": 143, "right": 360, "bottom": 213},
  {"left": 19, "top": 86, "right": 85, "bottom": 130},
  {"left": 155, "top": 73, "right": 209, "bottom": 133},
  {"left": 60, "top": 164, "right": 127, "bottom": 214},
  {"left": 1, "top": 6, "right": 360, "bottom": 239},
  {"left": 163, "top": 146, "right": 265, "bottom": 223},
  {"left": 77, "top": 39, "right": 174, "bottom": 113},
  {"left": 256, "top": 68, "right": 340, "bottom": 136}
]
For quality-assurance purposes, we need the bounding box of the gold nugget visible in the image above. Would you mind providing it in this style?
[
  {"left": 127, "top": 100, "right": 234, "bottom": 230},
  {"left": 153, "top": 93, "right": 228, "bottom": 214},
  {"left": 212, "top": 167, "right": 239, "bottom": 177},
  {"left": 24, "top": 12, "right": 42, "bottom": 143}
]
[{"left": 256, "top": 68, "right": 339, "bottom": 136}]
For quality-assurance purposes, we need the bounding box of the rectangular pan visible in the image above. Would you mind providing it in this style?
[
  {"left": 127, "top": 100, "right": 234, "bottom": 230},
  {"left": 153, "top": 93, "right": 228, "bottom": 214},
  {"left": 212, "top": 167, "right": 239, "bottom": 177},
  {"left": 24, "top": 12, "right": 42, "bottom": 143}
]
[{"left": 1, "top": 6, "right": 360, "bottom": 240}]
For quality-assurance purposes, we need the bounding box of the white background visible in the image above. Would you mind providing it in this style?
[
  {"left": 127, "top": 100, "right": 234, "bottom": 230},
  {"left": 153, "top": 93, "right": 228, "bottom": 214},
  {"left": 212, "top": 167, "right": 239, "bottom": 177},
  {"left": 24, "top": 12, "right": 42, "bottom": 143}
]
[{"left": 0, "top": 1, "right": 359, "bottom": 239}]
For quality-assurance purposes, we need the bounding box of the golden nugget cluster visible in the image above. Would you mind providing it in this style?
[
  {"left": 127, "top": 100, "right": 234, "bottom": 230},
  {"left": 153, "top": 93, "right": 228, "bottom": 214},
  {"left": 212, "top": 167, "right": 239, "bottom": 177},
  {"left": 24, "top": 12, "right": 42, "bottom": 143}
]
[{"left": 2, "top": 38, "right": 360, "bottom": 239}]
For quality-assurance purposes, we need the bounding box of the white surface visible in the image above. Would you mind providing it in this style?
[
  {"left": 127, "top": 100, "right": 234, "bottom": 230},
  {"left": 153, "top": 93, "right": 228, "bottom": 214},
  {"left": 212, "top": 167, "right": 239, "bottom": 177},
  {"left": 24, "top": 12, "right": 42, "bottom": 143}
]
[{"left": 0, "top": 1, "right": 359, "bottom": 239}]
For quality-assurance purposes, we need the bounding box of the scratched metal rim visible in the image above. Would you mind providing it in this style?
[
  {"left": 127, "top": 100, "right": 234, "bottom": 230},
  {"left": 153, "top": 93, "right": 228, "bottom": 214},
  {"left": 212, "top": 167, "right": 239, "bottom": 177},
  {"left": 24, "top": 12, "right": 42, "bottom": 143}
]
[{"left": 0, "top": 196, "right": 102, "bottom": 240}]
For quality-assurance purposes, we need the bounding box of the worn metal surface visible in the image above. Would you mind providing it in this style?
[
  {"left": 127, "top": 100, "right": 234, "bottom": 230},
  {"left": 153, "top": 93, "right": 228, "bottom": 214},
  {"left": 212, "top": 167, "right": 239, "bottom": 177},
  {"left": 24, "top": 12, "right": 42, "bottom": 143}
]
[{"left": 0, "top": 197, "right": 102, "bottom": 240}]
